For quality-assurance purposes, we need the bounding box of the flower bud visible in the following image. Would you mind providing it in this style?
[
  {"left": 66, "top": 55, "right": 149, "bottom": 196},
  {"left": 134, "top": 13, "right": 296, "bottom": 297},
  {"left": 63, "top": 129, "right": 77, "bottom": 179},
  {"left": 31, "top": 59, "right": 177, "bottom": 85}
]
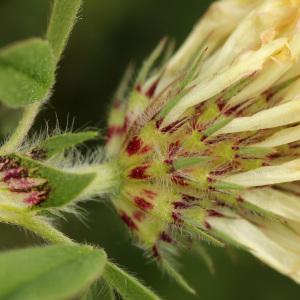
[{"left": 0, "top": 156, "right": 49, "bottom": 210}]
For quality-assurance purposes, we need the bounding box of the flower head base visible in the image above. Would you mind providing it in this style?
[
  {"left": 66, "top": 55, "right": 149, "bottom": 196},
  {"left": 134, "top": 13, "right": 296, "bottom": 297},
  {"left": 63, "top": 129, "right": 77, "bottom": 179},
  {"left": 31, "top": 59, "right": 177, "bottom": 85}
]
[{"left": 106, "top": 0, "right": 300, "bottom": 287}]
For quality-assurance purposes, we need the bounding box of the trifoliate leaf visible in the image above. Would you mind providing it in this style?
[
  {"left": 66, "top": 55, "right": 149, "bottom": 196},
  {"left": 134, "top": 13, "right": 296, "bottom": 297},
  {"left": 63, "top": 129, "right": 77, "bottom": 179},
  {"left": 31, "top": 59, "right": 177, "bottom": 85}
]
[
  {"left": 0, "top": 245, "right": 107, "bottom": 300},
  {"left": 0, "top": 38, "right": 55, "bottom": 107}
]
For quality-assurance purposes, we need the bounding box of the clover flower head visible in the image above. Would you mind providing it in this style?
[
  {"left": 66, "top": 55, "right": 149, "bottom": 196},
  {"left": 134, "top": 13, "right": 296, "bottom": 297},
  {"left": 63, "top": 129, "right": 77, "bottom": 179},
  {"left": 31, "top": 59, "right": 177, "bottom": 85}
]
[{"left": 105, "top": 0, "right": 300, "bottom": 286}]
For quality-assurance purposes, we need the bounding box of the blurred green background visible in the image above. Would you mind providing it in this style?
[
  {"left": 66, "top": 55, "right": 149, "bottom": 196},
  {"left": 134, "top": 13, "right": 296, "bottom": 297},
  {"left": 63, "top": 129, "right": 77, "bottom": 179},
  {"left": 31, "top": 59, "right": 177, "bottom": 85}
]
[{"left": 0, "top": 0, "right": 300, "bottom": 299}]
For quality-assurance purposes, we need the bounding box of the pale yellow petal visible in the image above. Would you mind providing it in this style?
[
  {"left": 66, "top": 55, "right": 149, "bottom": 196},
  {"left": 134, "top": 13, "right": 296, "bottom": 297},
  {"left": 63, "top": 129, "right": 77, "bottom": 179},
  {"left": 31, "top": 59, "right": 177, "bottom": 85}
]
[
  {"left": 241, "top": 187, "right": 300, "bottom": 221},
  {"left": 222, "top": 159, "right": 300, "bottom": 187},
  {"left": 210, "top": 217, "right": 300, "bottom": 283},
  {"left": 217, "top": 98, "right": 300, "bottom": 134},
  {"left": 163, "top": 38, "right": 288, "bottom": 127},
  {"left": 253, "top": 124, "right": 300, "bottom": 147},
  {"left": 166, "top": 0, "right": 262, "bottom": 77}
]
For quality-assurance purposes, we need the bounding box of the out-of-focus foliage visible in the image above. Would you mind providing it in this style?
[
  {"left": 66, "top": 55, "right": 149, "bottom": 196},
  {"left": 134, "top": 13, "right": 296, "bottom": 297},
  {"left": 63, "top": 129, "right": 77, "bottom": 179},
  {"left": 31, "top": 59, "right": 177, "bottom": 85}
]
[{"left": 0, "top": 1, "right": 300, "bottom": 299}]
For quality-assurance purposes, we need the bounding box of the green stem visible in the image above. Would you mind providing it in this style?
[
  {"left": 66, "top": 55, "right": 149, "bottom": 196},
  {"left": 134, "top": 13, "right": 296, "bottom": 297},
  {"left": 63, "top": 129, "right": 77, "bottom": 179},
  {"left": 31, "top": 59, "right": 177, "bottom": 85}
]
[
  {"left": 19, "top": 215, "right": 74, "bottom": 244},
  {"left": 0, "top": 209, "right": 73, "bottom": 245},
  {"left": 78, "top": 163, "right": 120, "bottom": 199},
  {"left": 47, "top": 0, "right": 83, "bottom": 62},
  {"left": 0, "top": 102, "right": 42, "bottom": 155}
]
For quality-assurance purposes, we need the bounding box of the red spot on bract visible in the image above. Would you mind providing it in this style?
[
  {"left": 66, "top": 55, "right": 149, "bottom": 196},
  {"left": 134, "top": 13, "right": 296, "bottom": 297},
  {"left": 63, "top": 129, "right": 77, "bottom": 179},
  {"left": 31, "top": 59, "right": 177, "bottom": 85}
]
[
  {"left": 204, "top": 221, "right": 212, "bottom": 230},
  {"left": 267, "top": 153, "right": 281, "bottom": 160},
  {"left": 210, "top": 164, "right": 235, "bottom": 176},
  {"left": 0, "top": 157, "right": 17, "bottom": 171},
  {"left": 144, "top": 189, "right": 157, "bottom": 199},
  {"left": 136, "top": 84, "right": 142, "bottom": 92},
  {"left": 120, "top": 212, "right": 138, "bottom": 230},
  {"left": 129, "top": 165, "right": 150, "bottom": 180},
  {"left": 172, "top": 212, "right": 183, "bottom": 226},
  {"left": 263, "top": 88, "right": 275, "bottom": 101},
  {"left": 24, "top": 191, "right": 48, "bottom": 206},
  {"left": 112, "top": 99, "right": 121, "bottom": 108},
  {"left": 126, "top": 136, "right": 151, "bottom": 156},
  {"left": 164, "top": 159, "right": 173, "bottom": 165},
  {"left": 123, "top": 116, "right": 129, "bottom": 132},
  {"left": 141, "top": 145, "right": 151, "bottom": 154},
  {"left": 8, "top": 178, "right": 41, "bottom": 193},
  {"left": 126, "top": 136, "right": 142, "bottom": 156},
  {"left": 3, "top": 168, "right": 27, "bottom": 181},
  {"left": 106, "top": 125, "right": 124, "bottom": 142},
  {"left": 30, "top": 148, "right": 47, "bottom": 160},
  {"left": 161, "top": 120, "right": 183, "bottom": 134},
  {"left": 152, "top": 245, "right": 160, "bottom": 258},
  {"left": 224, "top": 103, "right": 243, "bottom": 117},
  {"left": 217, "top": 98, "right": 226, "bottom": 111},
  {"left": 207, "top": 209, "right": 223, "bottom": 217},
  {"left": 232, "top": 145, "right": 240, "bottom": 151},
  {"left": 237, "top": 196, "right": 244, "bottom": 203},
  {"left": 207, "top": 177, "right": 215, "bottom": 183},
  {"left": 160, "top": 232, "right": 172, "bottom": 243},
  {"left": 155, "top": 118, "right": 163, "bottom": 129},
  {"left": 146, "top": 78, "right": 160, "bottom": 98},
  {"left": 182, "top": 194, "right": 197, "bottom": 202},
  {"left": 133, "top": 210, "right": 145, "bottom": 221},
  {"left": 171, "top": 174, "right": 188, "bottom": 186},
  {"left": 168, "top": 141, "right": 180, "bottom": 158},
  {"left": 173, "top": 201, "right": 189, "bottom": 209},
  {"left": 134, "top": 197, "right": 153, "bottom": 210}
]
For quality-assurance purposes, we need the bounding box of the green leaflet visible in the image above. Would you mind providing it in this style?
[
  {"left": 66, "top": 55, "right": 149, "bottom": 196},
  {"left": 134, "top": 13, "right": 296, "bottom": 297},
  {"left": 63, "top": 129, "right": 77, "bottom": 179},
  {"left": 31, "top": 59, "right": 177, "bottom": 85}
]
[
  {"left": 0, "top": 245, "right": 107, "bottom": 300},
  {"left": 0, "top": 39, "right": 55, "bottom": 108},
  {"left": 30, "top": 131, "right": 99, "bottom": 159},
  {"left": 104, "top": 262, "right": 161, "bottom": 300},
  {"left": 12, "top": 154, "right": 96, "bottom": 208}
]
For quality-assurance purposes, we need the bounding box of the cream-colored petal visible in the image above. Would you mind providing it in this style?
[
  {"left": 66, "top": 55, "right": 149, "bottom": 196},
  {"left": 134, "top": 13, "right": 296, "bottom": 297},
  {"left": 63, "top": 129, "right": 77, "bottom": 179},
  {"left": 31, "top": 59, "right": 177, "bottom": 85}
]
[
  {"left": 262, "top": 221, "right": 300, "bottom": 254},
  {"left": 210, "top": 217, "right": 300, "bottom": 283},
  {"left": 222, "top": 159, "right": 300, "bottom": 187},
  {"left": 253, "top": 124, "right": 300, "bottom": 147},
  {"left": 165, "top": 0, "right": 262, "bottom": 77},
  {"left": 229, "top": 17, "right": 300, "bottom": 105},
  {"left": 241, "top": 187, "right": 300, "bottom": 221},
  {"left": 217, "top": 98, "right": 300, "bottom": 134},
  {"left": 275, "top": 78, "right": 300, "bottom": 105},
  {"left": 162, "top": 38, "right": 288, "bottom": 127},
  {"left": 200, "top": 1, "right": 299, "bottom": 80}
]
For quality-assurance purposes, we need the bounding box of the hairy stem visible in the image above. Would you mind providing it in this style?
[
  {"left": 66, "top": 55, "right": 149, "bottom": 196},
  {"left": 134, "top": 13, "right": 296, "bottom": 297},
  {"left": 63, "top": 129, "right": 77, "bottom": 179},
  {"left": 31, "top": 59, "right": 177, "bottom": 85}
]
[
  {"left": 20, "top": 215, "right": 74, "bottom": 244},
  {"left": 0, "top": 102, "right": 42, "bottom": 155},
  {"left": 0, "top": 212, "right": 73, "bottom": 245},
  {"left": 47, "top": 0, "right": 83, "bottom": 62},
  {"left": 77, "top": 162, "right": 120, "bottom": 199}
]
